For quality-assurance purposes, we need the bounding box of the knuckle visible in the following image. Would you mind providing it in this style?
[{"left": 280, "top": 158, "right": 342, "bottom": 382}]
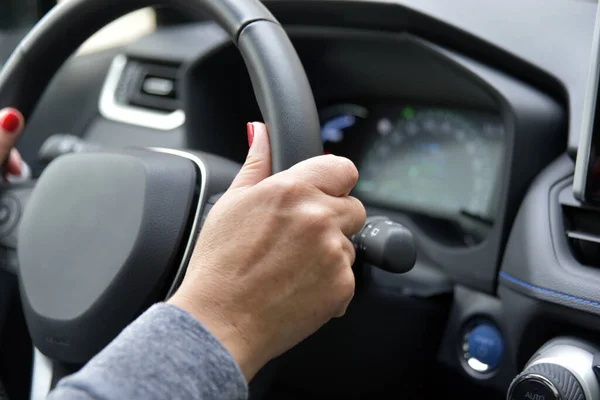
[
  {"left": 270, "top": 175, "right": 304, "bottom": 199},
  {"left": 339, "top": 269, "right": 356, "bottom": 299},
  {"left": 277, "top": 177, "right": 298, "bottom": 194},
  {"left": 336, "top": 157, "right": 359, "bottom": 186},
  {"left": 327, "top": 237, "right": 346, "bottom": 260},
  {"left": 302, "top": 206, "right": 334, "bottom": 231},
  {"left": 333, "top": 270, "right": 355, "bottom": 317},
  {"left": 352, "top": 197, "right": 367, "bottom": 227},
  {"left": 323, "top": 236, "right": 353, "bottom": 269},
  {"left": 345, "top": 240, "right": 357, "bottom": 265}
]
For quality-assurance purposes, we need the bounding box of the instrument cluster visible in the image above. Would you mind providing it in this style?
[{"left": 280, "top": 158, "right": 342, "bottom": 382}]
[{"left": 320, "top": 104, "right": 506, "bottom": 244}]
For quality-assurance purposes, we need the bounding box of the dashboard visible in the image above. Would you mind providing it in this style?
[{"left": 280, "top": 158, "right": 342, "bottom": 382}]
[
  {"left": 3, "top": 0, "right": 600, "bottom": 399},
  {"left": 14, "top": 18, "right": 563, "bottom": 395}
]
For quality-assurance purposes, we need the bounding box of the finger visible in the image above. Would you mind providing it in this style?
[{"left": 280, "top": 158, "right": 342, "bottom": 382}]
[
  {"left": 0, "top": 108, "right": 24, "bottom": 164},
  {"left": 323, "top": 195, "right": 366, "bottom": 237},
  {"left": 5, "top": 149, "right": 22, "bottom": 177},
  {"left": 290, "top": 155, "right": 359, "bottom": 197},
  {"left": 230, "top": 122, "right": 272, "bottom": 189},
  {"left": 342, "top": 236, "right": 357, "bottom": 266},
  {"left": 333, "top": 265, "right": 355, "bottom": 318}
]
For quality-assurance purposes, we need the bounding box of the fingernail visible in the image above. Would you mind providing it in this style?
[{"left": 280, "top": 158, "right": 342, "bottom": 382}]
[
  {"left": 247, "top": 122, "right": 255, "bottom": 147},
  {"left": 0, "top": 109, "right": 20, "bottom": 134}
]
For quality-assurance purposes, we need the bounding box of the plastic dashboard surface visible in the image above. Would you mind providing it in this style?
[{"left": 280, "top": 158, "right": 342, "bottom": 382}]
[{"left": 500, "top": 155, "right": 600, "bottom": 317}]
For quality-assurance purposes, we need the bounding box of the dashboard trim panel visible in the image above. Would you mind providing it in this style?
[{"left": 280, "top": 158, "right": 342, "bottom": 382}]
[
  {"left": 99, "top": 54, "right": 186, "bottom": 131},
  {"left": 500, "top": 271, "right": 600, "bottom": 310},
  {"left": 499, "top": 155, "right": 600, "bottom": 317}
]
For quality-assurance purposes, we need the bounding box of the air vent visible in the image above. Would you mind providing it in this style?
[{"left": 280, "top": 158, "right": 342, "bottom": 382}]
[
  {"left": 115, "top": 59, "right": 180, "bottom": 112},
  {"left": 99, "top": 55, "right": 185, "bottom": 131},
  {"left": 560, "top": 186, "right": 600, "bottom": 267}
]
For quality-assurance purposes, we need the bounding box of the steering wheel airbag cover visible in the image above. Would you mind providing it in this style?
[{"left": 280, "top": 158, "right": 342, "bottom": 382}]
[{"left": 18, "top": 151, "right": 196, "bottom": 363}]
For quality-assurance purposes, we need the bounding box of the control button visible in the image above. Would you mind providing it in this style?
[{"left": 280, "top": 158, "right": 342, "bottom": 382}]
[
  {"left": 510, "top": 376, "right": 560, "bottom": 400},
  {"left": 462, "top": 322, "right": 503, "bottom": 373}
]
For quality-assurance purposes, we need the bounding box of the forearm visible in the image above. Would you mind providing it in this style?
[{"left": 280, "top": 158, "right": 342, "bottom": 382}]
[{"left": 47, "top": 303, "right": 248, "bottom": 400}]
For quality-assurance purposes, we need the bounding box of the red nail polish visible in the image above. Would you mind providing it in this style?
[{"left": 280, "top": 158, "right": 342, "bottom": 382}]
[
  {"left": 247, "top": 123, "right": 255, "bottom": 147},
  {"left": 0, "top": 110, "right": 20, "bottom": 134}
]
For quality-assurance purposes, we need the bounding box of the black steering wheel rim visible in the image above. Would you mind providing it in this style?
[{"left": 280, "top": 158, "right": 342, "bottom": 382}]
[{"left": 0, "top": 0, "right": 323, "bottom": 173}]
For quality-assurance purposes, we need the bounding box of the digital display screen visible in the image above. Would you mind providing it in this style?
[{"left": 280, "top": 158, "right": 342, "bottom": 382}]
[{"left": 320, "top": 105, "right": 505, "bottom": 221}]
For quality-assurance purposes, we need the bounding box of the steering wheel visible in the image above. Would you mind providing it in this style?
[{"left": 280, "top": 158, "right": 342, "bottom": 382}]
[{"left": 0, "top": 0, "right": 322, "bottom": 393}]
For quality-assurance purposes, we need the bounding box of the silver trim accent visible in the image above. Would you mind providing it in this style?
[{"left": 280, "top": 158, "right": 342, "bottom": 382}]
[
  {"left": 509, "top": 340, "right": 600, "bottom": 400},
  {"left": 30, "top": 348, "right": 53, "bottom": 400},
  {"left": 507, "top": 373, "right": 562, "bottom": 400},
  {"left": 573, "top": 3, "right": 600, "bottom": 201},
  {"left": 150, "top": 148, "right": 208, "bottom": 297},
  {"left": 99, "top": 55, "right": 186, "bottom": 131}
]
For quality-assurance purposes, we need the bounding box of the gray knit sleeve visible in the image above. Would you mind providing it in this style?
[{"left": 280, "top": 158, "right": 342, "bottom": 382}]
[{"left": 47, "top": 303, "right": 248, "bottom": 400}]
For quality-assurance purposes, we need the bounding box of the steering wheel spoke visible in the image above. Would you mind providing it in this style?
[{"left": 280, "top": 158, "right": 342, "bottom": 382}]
[{"left": 30, "top": 348, "right": 52, "bottom": 400}]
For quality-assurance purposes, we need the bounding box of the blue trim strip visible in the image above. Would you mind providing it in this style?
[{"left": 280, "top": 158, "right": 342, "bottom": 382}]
[{"left": 499, "top": 271, "right": 600, "bottom": 308}]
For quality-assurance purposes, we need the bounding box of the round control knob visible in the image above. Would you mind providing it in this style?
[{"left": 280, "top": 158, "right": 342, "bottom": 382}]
[
  {"left": 508, "top": 363, "right": 583, "bottom": 400},
  {"left": 507, "top": 338, "right": 600, "bottom": 400}
]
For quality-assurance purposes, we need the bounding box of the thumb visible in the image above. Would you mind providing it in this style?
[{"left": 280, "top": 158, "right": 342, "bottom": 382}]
[{"left": 230, "top": 122, "right": 271, "bottom": 189}]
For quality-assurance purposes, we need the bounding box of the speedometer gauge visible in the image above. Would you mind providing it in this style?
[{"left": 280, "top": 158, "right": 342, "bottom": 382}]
[{"left": 354, "top": 106, "right": 504, "bottom": 221}]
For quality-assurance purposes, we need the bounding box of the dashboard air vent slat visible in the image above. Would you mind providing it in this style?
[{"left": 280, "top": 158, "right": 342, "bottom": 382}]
[
  {"left": 560, "top": 186, "right": 600, "bottom": 267},
  {"left": 566, "top": 230, "right": 600, "bottom": 245}
]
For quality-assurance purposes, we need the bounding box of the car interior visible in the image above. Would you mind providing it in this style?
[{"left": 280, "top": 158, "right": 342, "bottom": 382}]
[{"left": 0, "top": 0, "right": 599, "bottom": 399}]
